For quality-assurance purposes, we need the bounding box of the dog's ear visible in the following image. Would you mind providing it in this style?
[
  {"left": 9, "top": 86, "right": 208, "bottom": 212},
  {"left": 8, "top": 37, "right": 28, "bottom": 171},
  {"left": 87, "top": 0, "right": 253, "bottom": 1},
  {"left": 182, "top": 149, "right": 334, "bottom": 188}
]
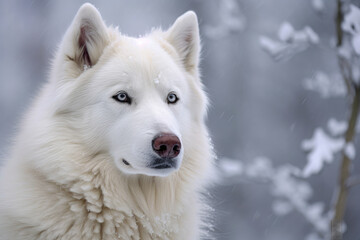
[
  {"left": 165, "top": 11, "right": 200, "bottom": 73},
  {"left": 62, "top": 3, "right": 109, "bottom": 69}
]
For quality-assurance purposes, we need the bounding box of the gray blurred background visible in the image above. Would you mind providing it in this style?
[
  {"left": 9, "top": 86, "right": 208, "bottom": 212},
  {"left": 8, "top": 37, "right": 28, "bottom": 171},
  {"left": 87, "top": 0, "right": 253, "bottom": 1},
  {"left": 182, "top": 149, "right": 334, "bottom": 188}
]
[{"left": 0, "top": 0, "right": 359, "bottom": 239}]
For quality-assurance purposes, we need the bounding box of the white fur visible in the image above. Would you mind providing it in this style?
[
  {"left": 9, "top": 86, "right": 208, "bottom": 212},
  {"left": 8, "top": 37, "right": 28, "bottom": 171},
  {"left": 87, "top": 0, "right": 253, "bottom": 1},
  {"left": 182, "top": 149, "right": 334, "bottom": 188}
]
[{"left": 0, "top": 3, "right": 214, "bottom": 240}]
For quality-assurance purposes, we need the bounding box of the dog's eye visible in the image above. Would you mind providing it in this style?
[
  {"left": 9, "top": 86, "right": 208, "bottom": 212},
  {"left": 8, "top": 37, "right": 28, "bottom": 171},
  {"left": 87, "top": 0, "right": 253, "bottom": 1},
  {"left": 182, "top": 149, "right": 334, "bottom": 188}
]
[
  {"left": 167, "top": 92, "right": 179, "bottom": 104},
  {"left": 113, "top": 91, "right": 131, "bottom": 104}
]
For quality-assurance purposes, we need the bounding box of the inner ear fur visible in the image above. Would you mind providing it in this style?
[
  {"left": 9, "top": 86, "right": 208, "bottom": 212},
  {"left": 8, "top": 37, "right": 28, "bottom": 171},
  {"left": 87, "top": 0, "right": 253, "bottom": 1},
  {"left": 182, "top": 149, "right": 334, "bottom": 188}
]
[
  {"left": 165, "top": 11, "right": 201, "bottom": 73},
  {"left": 63, "top": 3, "right": 109, "bottom": 69}
]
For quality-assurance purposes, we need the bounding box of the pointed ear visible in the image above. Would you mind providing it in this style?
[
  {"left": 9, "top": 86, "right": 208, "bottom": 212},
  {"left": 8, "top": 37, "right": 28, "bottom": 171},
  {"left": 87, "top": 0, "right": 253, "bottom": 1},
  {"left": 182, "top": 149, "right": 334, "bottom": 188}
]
[
  {"left": 62, "top": 3, "right": 109, "bottom": 68},
  {"left": 165, "top": 11, "right": 201, "bottom": 73}
]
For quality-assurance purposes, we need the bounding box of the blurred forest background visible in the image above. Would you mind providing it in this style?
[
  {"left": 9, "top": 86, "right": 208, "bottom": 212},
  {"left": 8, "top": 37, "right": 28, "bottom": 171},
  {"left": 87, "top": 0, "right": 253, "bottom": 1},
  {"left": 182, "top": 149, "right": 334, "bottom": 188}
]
[{"left": 0, "top": 0, "right": 359, "bottom": 240}]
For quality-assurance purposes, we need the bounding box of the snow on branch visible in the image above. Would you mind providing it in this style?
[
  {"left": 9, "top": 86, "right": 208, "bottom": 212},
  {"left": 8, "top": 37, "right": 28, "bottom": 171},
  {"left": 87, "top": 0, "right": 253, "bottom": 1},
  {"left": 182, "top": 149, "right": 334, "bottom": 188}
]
[
  {"left": 337, "top": 4, "right": 360, "bottom": 86},
  {"left": 311, "top": 0, "right": 325, "bottom": 14},
  {"left": 303, "top": 71, "right": 347, "bottom": 98},
  {"left": 259, "top": 22, "right": 319, "bottom": 61},
  {"left": 218, "top": 157, "right": 331, "bottom": 238},
  {"left": 327, "top": 118, "right": 348, "bottom": 136},
  {"left": 271, "top": 165, "right": 331, "bottom": 235},
  {"left": 344, "top": 142, "right": 356, "bottom": 160},
  {"left": 302, "top": 128, "right": 345, "bottom": 177},
  {"left": 218, "top": 157, "right": 244, "bottom": 177},
  {"left": 204, "top": 0, "right": 246, "bottom": 39},
  {"left": 342, "top": 4, "right": 360, "bottom": 55}
]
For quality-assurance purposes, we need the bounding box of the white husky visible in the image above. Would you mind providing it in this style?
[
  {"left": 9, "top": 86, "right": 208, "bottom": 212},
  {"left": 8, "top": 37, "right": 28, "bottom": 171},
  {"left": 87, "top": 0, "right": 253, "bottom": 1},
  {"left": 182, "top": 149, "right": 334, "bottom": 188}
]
[{"left": 0, "top": 3, "right": 214, "bottom": 240}]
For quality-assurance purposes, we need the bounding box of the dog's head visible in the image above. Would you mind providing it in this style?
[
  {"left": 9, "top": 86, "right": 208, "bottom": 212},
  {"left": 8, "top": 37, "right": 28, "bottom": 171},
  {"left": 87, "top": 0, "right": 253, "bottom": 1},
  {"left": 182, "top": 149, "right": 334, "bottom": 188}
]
[{"left": 50, "top": 4, "right": 208, "bottom": 177}]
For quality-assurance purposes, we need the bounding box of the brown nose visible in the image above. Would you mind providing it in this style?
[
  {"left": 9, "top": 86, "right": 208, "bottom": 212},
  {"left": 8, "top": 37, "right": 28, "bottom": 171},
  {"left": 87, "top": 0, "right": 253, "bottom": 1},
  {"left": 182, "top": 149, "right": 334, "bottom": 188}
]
[{"left": 152, "top": 133, "right": 181, "bottom": 159}]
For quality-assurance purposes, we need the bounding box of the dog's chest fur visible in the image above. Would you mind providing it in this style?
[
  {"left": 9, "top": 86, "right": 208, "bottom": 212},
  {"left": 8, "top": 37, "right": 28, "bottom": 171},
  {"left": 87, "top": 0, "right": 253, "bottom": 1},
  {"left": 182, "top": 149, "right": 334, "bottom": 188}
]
[{"left": 38, "top": 172, "right": 185, "bottom": 240}]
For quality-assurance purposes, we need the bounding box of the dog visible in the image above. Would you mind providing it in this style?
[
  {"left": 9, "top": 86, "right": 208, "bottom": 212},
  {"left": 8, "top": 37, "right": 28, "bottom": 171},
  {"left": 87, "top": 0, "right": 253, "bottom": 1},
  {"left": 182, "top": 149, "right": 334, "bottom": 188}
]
[{"left": 0, "top": 3, "right": 215, "bottom": 239}]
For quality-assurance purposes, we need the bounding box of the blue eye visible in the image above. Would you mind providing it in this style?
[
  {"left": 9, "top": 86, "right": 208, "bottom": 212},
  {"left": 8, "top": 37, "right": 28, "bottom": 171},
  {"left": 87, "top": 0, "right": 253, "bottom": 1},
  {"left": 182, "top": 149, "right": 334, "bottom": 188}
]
[
  {"left": 167, "top": 92, "right": 179, "bottom": 104},
  {"left": 113, "top": 91, "right": 132, "bottom": 104}
]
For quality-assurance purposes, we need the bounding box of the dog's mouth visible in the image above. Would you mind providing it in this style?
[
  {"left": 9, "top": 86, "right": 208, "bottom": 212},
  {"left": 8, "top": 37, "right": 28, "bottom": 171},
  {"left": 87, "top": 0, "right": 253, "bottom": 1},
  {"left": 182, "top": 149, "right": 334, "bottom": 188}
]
[
  {"left": 122, "top": 159, "right": 130, "bottom": 166},
  {"left": 118, "top": 157, "right": 180, "bottom": 177},
  {"left": 150, "top": 162, "right": 174, "bottom": 169},
  {"left": 148, "top": 157, "right": 177, "bottom": 169},
  {"left": 122, "top": 158, "right": 176, "bottom": 169}
]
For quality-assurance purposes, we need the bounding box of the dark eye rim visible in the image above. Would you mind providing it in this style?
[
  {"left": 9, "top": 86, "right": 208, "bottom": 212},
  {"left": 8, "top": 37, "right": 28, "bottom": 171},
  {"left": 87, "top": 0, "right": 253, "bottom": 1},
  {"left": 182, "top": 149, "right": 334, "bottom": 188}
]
[
  {"left": 167, "top": 92, "right": 179, "bottom": 104},
  {"left": 112, "top": 91, "right": 132, "bottom": 104}
]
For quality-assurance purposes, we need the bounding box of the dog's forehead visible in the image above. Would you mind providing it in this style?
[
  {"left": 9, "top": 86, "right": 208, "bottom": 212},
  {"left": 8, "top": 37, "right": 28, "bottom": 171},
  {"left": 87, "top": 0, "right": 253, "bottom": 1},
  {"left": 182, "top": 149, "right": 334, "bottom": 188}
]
[
  {"left": 99, "top": 36, "right": 186, "bottom": 87},
  {"left": 114, "top": 37, "right": 176, "bottom": 70}
]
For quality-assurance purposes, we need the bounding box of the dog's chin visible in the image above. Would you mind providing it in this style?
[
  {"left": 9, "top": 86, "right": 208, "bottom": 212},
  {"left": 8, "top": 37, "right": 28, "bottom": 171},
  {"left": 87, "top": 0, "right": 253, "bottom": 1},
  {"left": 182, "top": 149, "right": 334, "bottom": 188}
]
[
  {"left": 114, "top": 158, "right": 181, "bottom": 177},
  {"left": 140, "top": 167, "right": 178, "bottom": 177},
  {"left": 121, "top": 166, "right": 179, "bottom": 177}
]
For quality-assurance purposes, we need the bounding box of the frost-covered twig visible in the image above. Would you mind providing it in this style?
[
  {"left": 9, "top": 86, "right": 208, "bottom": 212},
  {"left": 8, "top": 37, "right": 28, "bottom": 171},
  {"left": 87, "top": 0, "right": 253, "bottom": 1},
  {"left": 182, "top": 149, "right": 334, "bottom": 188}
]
[
  {"left": 204, "top": 0, "right": 246, "bottom": 39},
  {"left": 335, "top": 0, "right": 343, "bottom": 48},
  {"left": 219, "top": 158, "right": 331, "bottom": 238},
  {"left": 331, "top": 1, "right": 360, "bottom": 239},
  {"left": 259, "top": 22, "right": 319, "bottom": 61},
  {"left": 338, "top": 56, "right": 353, "bottom": 96},
  {"left": 331, "top": 86, "right": 360, "bottom": 240},
  {"left": 303, "top": 72, "right": 347, "bottom": 98},
  {"left": 301, "top": 127, "right": 345, "bottom": 177},
  {"left": 312, "top": 0, "right": 325, "bottom": 14}
]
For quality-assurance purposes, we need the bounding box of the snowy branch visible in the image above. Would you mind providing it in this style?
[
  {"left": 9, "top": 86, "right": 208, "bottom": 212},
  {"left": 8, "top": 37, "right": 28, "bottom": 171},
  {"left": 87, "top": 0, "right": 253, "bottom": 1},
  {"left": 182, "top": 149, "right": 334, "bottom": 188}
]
[
  {"left": 219, "top": 157, "right": 331, "bottom": 238},
  {"left": 204, "top": 0, "right": 246, "bottom": 39},
  {"left": 259, "top": 22, "right": 319, "bottom": 61},
  {"left": 302, "top": 128, "right": 345, "bottom": 177},
  {"left": 311, "top": 0, "right": 325, "bottom": 14},
  {"left": 303, "top": 72, "right": 347, "bottom": 98},
  {"left": 331, "top": 2, "right": 360, "bottom": 239}
]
